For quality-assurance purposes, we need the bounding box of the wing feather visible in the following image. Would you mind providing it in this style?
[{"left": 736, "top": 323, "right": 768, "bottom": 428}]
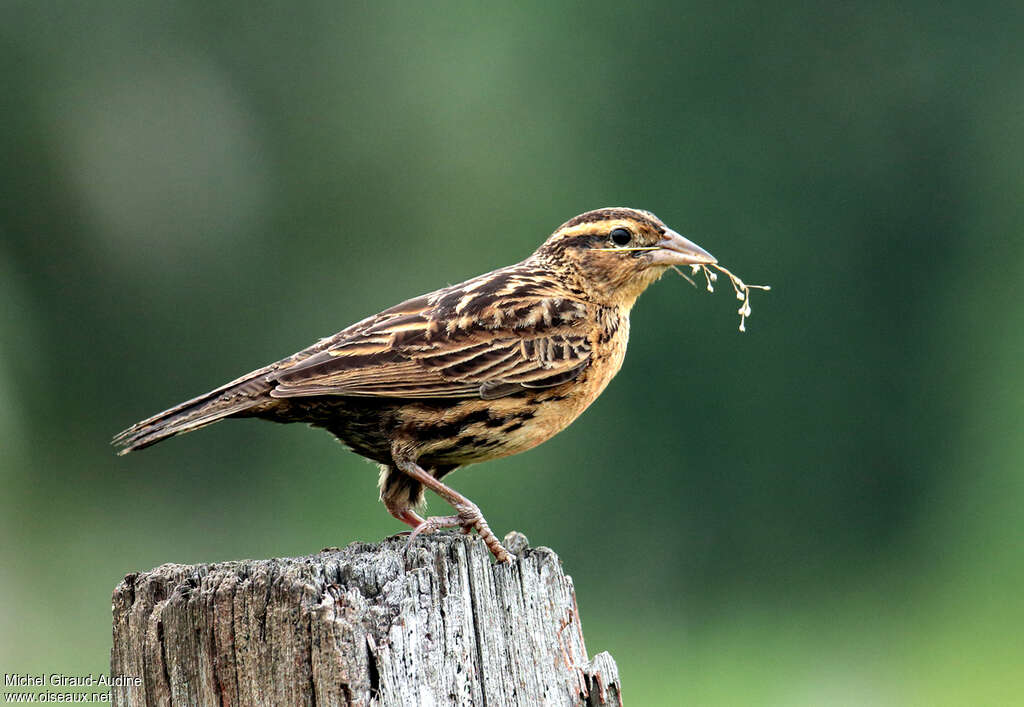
[{"left": 270, "top": 270, "right": 594, "bottom": 400}]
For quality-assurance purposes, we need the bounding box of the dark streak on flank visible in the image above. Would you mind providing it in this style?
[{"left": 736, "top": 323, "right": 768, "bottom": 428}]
[
  {"left": 457, "top": 435, "right": 502, "bottom": 450},
  {"left": 418, "top": 409, "right": 492, "bottom": 440},
  {"left": 597, "top": 318, "right": 619, "bottom": 344}
]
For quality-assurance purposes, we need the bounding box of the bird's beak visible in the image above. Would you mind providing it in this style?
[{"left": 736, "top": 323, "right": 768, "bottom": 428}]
[{"left": 648, "top": 228, "right": 717, "bottom": 266}]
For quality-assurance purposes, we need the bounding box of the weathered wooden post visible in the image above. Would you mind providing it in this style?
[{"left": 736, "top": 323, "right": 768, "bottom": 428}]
[{"left": 111, "top": 532, "right": 622, "bottom": 706}]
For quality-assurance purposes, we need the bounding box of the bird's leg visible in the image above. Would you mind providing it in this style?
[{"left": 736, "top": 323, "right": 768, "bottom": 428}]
[
  {"left": 394, "top": 458, "right": 512, "bottom": 563},
  {"left": 378, "top": 463, "right": 427, "bottom": 532},
  {"left": 387, "top": 507, "right": 426, "bottom": 529}
]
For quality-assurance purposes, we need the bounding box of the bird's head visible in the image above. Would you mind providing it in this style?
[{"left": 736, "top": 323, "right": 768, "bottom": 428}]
[{"left": 534, "top": 207, "right": 716, "bottom": 308}]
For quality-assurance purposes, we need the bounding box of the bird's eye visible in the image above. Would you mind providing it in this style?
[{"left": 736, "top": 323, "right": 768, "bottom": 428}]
[{"left": 610, "top": 228, "right": 632, "bottom": 246}]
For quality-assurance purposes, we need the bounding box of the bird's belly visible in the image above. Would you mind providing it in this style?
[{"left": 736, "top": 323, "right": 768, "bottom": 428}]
[
  {"left": 412, "top": 327, "right": 629, "bottom": 466},
  {"left": 408, "top": 393, "right": 586, "bottom": 467}
]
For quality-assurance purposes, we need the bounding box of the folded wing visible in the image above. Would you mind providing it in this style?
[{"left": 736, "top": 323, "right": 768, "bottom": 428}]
[{"left": 271, "top": 274, "right": 593, "bottom": 401}]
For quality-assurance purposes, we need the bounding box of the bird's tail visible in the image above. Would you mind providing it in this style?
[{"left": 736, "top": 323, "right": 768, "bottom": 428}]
[{"left": 112, "top": 369, "right": 276, "bottom": 454}]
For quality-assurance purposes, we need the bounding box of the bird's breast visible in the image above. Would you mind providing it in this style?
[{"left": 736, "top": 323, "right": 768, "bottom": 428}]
[
  {"left": 579, "top": 307, "right": 630, "bottom": 407},
  {"left": 410, "top": 307, "right": 631, "bottom": 466}
]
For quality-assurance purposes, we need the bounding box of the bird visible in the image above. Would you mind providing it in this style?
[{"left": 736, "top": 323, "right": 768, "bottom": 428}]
[{"left": 113, "top": 207, "right": 717, "bottom": 563}]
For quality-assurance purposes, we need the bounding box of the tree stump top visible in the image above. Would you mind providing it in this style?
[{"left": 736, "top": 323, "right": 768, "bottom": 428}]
[{"left": 111, "top": 532, "right": 622, "bottom": 706}]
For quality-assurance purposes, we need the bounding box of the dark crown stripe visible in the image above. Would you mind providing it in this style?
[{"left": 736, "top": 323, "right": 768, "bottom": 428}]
[{"left": 562, "top": 208, "right": 662, "bottom": 232}]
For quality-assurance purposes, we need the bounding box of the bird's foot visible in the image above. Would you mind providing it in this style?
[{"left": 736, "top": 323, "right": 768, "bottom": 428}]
[{"left": 408, "top": 501, "right": 512, "bottom": 564}]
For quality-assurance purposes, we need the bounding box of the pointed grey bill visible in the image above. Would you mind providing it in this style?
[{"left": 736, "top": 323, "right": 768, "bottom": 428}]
[{"left": 648, "top": 228, "right": 717, "bottom": 266}]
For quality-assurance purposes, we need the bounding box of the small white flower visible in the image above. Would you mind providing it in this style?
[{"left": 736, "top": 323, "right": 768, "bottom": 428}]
[{"left": 691, "top": 262, "right": 770, "bottom": 333}]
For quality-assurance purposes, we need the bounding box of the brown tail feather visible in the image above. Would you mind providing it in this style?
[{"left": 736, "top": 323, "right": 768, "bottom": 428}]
[{"left": 112, "top": 369, "right": 278, "bottom": 454}]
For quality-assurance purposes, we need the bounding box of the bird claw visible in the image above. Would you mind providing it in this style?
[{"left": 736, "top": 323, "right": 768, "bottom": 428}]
[
  {"left": 406, "top": 503, "right": 513, "bottom": 563},
  {"left": 408, "top": 514, "right": 462, "bottom": 539}
]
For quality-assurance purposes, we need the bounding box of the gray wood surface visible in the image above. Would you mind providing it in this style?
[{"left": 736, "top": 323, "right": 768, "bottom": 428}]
[{"left": 111, "top": 532, "right": 622, "bottom": 706}]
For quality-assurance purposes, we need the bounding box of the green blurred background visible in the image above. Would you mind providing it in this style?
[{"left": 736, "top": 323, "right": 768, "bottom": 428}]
[{"left": 2, "top": 1, "right": 1022, "bottom": 704}]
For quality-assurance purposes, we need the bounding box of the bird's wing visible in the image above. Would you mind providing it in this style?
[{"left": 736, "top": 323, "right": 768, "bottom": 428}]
[{"left": 270, "top": 270, "right": 593, "bottom": 400}]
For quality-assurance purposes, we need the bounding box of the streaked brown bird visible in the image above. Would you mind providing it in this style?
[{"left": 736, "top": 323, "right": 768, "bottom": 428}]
[{"left": 113, "top": 207, "right": 716, "bottom": 562}]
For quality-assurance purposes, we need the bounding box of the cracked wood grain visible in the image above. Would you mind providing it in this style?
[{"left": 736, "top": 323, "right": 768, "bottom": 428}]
[{"left": 110, "top": 532, "right": 622, "bottom": 707}]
